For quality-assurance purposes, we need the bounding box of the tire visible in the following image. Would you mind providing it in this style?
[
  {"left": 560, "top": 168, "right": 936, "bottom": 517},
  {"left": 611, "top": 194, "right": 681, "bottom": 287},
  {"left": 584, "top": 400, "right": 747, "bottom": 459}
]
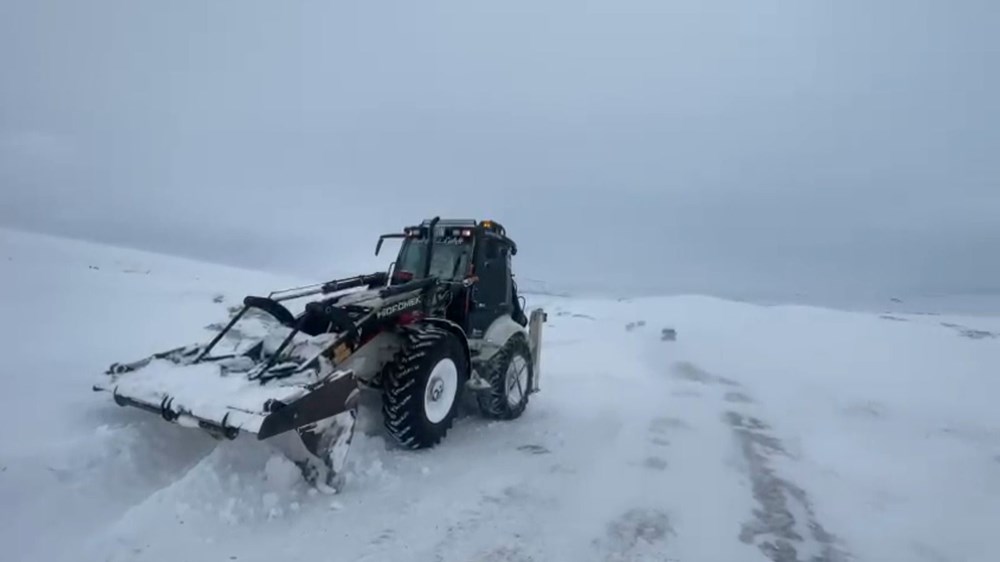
[
  {"left": 382, "top": 323, "right": 468, "bottom": 449},
  {"left": 477, "top": 332, "right": 533, "bottom": 420}
]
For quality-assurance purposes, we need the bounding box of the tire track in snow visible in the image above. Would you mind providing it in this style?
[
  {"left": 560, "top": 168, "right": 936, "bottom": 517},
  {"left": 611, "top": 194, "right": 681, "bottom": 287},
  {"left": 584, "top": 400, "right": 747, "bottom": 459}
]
[
  {"left": 620, "top": 313, "right": 855, "bottom": 562},
  {"left": 724, "top": 410, "right": 849, "bottom": 562},
  {"left": 668, "top": 360, "right": 852, "bottom": 562}
]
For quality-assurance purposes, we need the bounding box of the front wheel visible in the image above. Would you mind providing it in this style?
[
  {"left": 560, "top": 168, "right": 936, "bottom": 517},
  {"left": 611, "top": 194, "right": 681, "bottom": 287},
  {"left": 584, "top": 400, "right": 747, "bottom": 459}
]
[
  {"left": 382, "top": 324, "right": 468, "bottom": 448},
  {"left": 477, "top": 333, "right": 533, "bottom": 420}
]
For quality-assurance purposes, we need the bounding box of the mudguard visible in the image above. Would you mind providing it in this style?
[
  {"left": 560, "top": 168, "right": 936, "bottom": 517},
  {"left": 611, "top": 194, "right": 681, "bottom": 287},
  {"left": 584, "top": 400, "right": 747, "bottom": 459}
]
[{"left": 477, "top": 314, "right": 528, "bottom": 362}]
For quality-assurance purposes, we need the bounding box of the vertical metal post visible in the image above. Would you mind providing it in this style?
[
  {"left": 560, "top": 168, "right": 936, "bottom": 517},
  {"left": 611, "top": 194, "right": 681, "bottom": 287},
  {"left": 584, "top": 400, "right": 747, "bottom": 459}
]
[
  {"left": 528, "top": 308, "right": 546, "bottom": 393},
  {"left": 423, "top": 216, "right": 441, "bottom": 279}
]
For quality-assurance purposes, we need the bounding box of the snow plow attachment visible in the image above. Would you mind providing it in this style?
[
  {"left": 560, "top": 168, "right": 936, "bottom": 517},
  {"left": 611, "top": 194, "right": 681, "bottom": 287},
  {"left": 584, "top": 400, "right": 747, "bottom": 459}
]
[
  {"left": 97, "top": 362, "right": 358, "bottom": 492},
  {"left": 93, "top": 274, "right": 392, "bottom": 492}
]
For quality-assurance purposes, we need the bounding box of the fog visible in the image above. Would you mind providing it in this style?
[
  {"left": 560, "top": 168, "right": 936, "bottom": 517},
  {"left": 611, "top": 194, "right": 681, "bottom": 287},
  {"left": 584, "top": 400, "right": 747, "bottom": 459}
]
[{"left": 1, "top": 0, "right": 997, "bottom": 302}]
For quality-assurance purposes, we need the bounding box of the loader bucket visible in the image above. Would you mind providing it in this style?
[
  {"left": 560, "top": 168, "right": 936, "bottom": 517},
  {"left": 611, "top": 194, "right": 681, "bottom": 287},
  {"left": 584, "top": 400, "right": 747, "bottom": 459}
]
[
  {"left": 92, "top": 294, "right": 366, "bottom": 492},
  {"left": 94, "top": 359, "right": 360, "bottom": 492}
]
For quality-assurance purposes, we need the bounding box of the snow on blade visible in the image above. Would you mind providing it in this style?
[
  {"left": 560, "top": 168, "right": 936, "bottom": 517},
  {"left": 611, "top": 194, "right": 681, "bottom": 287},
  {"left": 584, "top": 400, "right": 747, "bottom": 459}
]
[{"left": 99, "top": 360, "right": 308, "bottom": 434}]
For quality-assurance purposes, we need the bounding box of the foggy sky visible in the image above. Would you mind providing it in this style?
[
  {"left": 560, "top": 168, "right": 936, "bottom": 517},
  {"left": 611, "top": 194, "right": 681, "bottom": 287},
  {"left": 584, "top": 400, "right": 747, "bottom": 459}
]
[{"left": 1, "top": 0, "right": 997, "bottom": 301}]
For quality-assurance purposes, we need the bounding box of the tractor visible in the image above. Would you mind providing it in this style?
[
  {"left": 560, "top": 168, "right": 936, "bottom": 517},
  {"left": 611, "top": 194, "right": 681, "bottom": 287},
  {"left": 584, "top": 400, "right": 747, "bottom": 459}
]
[{"left": 94, "top": 217, "right": 546, "bottom": 491}]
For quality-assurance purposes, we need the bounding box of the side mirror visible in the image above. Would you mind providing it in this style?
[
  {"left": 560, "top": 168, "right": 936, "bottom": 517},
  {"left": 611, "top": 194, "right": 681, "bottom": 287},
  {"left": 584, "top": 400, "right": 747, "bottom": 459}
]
[{"left": 375, "top": 233, "right": 406, "bottom": 256}]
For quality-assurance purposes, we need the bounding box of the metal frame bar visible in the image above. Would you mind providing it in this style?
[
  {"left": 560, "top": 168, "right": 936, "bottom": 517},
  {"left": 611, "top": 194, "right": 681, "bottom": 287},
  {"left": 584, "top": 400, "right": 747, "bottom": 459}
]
[
  {"left": 194, "top": 306, "right": 248, "bottom": 363},
  {"left": 194, "top": 272, "right": 388, "bottom": 365},
  {"left": 252, "top": 286, "right": 429, "bottom": 382}
]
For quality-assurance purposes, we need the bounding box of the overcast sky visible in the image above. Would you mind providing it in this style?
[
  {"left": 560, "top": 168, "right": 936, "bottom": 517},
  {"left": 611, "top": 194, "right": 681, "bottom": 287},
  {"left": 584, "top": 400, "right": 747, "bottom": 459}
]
[{"left": 1, "top": 0, "right": 997, "bottom": 301}]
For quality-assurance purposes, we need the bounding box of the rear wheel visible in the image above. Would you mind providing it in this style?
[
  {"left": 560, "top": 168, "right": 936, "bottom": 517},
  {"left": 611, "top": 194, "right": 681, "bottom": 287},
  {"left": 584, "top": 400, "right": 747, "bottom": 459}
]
[
  {"left": 477, "top": 333, "right": 533, "bottom": 420},
  {"left": 382, "top": 324, "right": 468, "bottom": 448}
]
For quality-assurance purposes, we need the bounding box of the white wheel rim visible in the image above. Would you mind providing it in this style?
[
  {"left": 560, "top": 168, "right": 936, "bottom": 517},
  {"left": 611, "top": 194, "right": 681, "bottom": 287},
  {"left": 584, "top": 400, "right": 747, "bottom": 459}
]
[
  {"left": 424, "top": 358, "right": 458, "bottom": 424},
  {"left": 505, "top": 355, "right": 529, "bottom": 407}
]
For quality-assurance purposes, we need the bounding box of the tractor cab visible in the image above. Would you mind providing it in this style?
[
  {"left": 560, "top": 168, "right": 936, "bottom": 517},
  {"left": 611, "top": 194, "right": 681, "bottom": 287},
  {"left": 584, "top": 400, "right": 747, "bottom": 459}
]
[
  {"left": 389, "top": 219, "right": 478, "bottom": 284},
  {"left": 376, "top": 218, "right": 526, "bottom": 336}
]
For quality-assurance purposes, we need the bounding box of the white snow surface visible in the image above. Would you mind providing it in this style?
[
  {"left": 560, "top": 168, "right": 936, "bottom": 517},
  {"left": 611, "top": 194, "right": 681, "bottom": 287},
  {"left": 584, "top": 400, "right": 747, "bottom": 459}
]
[{"left": 3, "top": 227, "right": 1000, "bottom": 562}]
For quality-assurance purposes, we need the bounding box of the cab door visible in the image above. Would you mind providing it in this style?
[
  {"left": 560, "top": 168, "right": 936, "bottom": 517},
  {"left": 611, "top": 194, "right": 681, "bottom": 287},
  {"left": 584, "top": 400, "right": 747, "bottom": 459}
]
[{"left": 467, "top": 236, "right": 512, "bottom": 339}]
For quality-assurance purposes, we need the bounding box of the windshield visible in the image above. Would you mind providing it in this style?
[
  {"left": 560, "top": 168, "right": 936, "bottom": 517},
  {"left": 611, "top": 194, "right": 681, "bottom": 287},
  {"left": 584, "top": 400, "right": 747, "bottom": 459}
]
[{"left": 394, "top": 237, "right": 472, "bottom": 281}]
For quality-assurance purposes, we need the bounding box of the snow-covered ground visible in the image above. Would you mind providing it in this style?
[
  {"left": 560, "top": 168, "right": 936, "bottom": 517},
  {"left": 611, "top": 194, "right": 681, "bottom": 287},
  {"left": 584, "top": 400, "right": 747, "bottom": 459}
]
[{"left": 3, "top": 227, "right": 999, "bottom": 562}]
